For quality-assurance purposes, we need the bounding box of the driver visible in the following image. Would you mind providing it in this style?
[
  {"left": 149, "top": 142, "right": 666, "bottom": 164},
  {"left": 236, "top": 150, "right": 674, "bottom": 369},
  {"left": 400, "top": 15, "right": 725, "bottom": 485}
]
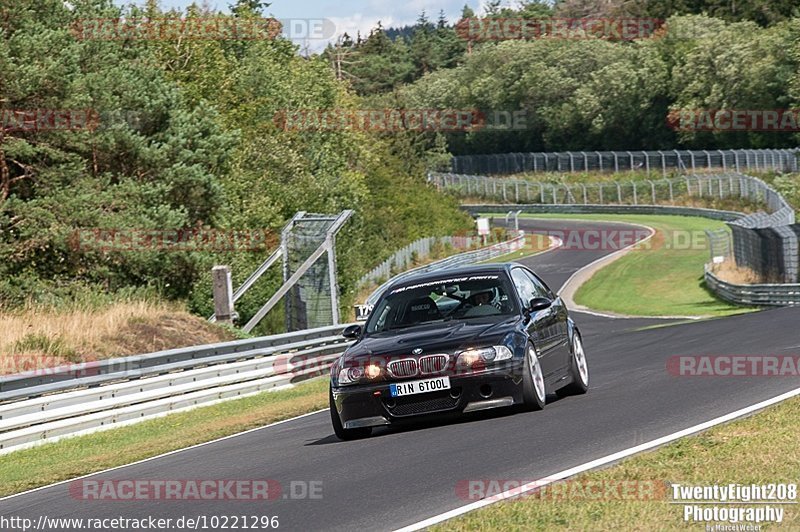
[{"left": 469, "top": 288, "right": 494, "bottom": 306}]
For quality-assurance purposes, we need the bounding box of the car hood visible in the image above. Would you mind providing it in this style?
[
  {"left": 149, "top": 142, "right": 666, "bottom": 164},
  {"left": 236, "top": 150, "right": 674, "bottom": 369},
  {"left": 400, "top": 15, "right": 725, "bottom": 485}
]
[{"left": 344, "top": 317, "right": 520, "bottom": 361}]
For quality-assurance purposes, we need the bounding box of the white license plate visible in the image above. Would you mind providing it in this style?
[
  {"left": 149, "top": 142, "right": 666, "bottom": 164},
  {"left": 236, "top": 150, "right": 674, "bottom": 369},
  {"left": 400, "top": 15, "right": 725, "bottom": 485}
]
[{"left": 390, "top": 376, "right": 451, "bottom": 397}]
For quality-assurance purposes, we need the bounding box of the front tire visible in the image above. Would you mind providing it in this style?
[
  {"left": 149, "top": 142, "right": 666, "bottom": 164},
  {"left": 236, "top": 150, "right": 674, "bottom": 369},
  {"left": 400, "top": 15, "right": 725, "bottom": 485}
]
[
  {"left": 330, "top": 386, "right": 372, "bottom": 440},
  {"left": 521, "top": 343, "right": 546, "bottom": 411},
  {"left": 557, "top": 331, "right": 589, "bottom": 397}
]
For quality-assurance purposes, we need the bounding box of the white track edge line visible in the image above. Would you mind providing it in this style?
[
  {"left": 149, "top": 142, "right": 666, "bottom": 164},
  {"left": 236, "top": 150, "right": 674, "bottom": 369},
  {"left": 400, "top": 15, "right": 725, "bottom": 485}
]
[{"left": 394, "top": 385, "right": 800, "bottom": 531}]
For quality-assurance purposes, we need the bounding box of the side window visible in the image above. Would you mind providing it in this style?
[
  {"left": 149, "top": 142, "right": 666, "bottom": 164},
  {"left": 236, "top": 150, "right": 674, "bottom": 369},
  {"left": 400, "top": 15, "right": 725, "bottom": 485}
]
[
  {"left": 525, "top": 270, "right": 553, "bottom": 299},
  {"left": 511, "top": 268, "right": 537, "bottom": 303}
]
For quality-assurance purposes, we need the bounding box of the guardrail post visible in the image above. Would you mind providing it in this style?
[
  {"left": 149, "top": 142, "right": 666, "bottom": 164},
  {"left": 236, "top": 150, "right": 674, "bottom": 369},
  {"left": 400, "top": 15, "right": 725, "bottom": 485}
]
[{"left": 212, "top": 266, "right": 236, "bottom": 324}]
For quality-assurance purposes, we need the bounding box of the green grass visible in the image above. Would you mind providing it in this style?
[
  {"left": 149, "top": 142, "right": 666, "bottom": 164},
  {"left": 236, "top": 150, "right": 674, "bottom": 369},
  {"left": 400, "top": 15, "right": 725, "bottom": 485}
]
[
  {"left": 436, "top": 395, "right": 800, "bottom": 531},
  {"left": 0, "top": 378, "right": 330, "bottom": 497},
  {"left": 481, "top": 213, "right": 756, "bottom": 317}
]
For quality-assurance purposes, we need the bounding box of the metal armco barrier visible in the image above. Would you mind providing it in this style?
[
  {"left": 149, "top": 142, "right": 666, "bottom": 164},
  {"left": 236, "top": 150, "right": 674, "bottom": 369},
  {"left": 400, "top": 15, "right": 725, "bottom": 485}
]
[
  {"left": 704, "top": 267, "right": 800, "bottom": 306},
  {"left": 0, "top": 325, "right": 355, "bottom": 454}
]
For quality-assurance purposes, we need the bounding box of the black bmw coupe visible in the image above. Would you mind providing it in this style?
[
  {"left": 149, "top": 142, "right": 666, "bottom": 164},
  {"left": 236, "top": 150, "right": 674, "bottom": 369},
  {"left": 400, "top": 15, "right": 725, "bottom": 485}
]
[{"left": 329, "top": 263, "right": 589, "bottom": 440}]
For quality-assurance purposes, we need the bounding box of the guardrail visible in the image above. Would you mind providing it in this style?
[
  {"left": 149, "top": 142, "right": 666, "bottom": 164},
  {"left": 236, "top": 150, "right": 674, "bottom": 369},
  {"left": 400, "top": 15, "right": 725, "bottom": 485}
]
[
  {"left": 704, "top": 267, "right": 800, "bottom": 306},
  {"left": 0, "top": 325, "right": 354, "bottom": 454}
]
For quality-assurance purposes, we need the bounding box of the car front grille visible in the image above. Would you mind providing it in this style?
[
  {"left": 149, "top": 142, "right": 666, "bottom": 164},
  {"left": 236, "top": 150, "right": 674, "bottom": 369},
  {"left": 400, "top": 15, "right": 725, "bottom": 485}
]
[
  {"left": 387, "top": 358, "right": 418, "bottom": 378},
  {"left": 419, "top": 354, "right": 448, "bottom": 375},
  {"left": 385, "top": 390, "right": 460, "bottom": 416}
]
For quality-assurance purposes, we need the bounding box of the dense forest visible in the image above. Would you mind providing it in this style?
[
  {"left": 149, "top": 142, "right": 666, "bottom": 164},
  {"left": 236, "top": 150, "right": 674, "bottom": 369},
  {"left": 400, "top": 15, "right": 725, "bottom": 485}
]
[
  {"left": 325, "top": 0, "right": 800, "bottom": 154},
  {"left": 1, "top": 0, "right": 799, "bottom": 331}
]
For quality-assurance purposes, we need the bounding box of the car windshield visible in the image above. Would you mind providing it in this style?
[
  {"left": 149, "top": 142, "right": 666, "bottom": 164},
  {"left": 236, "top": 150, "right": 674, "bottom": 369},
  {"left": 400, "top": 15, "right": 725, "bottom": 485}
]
[{"left": 364, "top": 273, "right": 517, "bottom": 334}]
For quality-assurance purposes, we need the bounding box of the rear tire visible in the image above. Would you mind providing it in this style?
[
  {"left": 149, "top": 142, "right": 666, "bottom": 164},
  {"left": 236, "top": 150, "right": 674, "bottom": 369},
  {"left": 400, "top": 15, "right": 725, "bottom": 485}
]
[
  {"left": 330, "top": 386, "right": 372, "bottom": 440},
  {"left": 556, "top": 331, "right": 589, "bottom": 397},
  {"left": 521, "top": 343, "right": 546, "bottom": 411}
]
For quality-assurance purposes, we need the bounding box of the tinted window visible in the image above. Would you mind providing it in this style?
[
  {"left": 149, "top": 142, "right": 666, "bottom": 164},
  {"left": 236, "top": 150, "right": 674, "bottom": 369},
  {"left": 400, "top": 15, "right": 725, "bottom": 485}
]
[
  {"left": 365, "top": 273, "right": 517, "bottom": 333},
  {"left": 511, "top": 267, "right": 550, "bottom": 303}
]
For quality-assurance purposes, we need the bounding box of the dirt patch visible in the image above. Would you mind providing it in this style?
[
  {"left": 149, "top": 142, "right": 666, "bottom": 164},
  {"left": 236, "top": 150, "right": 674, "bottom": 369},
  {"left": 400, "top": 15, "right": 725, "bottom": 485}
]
[{"left": 711, "top": 259, "right": 763, "bottom": 284}]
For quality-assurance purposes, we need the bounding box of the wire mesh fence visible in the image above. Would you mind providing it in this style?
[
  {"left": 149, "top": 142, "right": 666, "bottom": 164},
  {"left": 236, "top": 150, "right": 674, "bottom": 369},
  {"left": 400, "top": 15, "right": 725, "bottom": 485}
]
[
  {"left": 450, "top": 148, "right": 799, "bottom": 176},
  {"left": 431, "top": 169, "right": 799, "bottom": 283},
  {"left": 430, "top": 172, "right": 790, "bottom": 212},
  {"left": 357, "top": 235, "right": 481, "bottom": 289}
]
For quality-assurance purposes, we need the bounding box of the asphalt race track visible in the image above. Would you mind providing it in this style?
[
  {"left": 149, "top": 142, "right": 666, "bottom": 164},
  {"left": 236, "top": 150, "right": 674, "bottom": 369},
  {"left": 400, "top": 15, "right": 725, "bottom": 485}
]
[{"left": 3, "top": 218, "right": 800, "bottom": 531}]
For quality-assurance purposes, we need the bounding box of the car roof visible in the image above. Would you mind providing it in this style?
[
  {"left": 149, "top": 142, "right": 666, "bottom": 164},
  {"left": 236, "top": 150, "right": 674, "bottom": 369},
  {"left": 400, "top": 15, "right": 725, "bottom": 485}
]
[{"left": 386, "top": 262, "right": 525, "bottom": 292}]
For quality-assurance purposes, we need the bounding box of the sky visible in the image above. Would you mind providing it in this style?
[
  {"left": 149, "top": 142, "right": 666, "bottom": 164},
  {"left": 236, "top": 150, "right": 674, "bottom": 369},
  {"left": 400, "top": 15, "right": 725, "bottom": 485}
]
[{"left": 116, "top": 0, "right": 489, "bottom": 50}]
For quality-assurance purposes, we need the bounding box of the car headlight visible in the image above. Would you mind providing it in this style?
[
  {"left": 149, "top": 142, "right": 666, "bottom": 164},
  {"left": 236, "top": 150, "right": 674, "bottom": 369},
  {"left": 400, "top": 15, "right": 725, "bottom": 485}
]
[
  {"left": 456, "top": 346, "right": 513, "bottom": 369},
  {"left": 337, "top": 363, "right": 382, "bottom": 385}
]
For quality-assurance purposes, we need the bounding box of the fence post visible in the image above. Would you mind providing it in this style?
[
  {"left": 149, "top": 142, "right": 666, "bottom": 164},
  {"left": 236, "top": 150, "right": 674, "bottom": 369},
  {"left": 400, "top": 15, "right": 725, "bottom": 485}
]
[
  {"left": 616, "top": 182, "right": 622, "bottom": 203},
  {"left": 643, "top": 151, "right": 650, "bottom": 175},
  {"left": 734, "top": 150, "right": 740, "bottom": 173},
  {"left": 599, "top": 183, "right": 604, "bottom": 204},
  {"left": 719, "top": 149, "right": 726, "bottom": 171},
  {"left": 659, "top": 151, "right": 666, "bottom": 177},
  {"left": 596, "top": 151, "right": 603, "bottom": 172},
  {"left": 614, "top": 152, "right": 619, "bottom": 172},
  {"left": 582, "top": 184, "right": 587, "bottom": 204},
  {"left": 632, "top": 181, "right": 638, "bottom": 205},
  {"left": 668, "top": 180, "right": 674, "bottom": 203},
  {"left": 212, "top": 265, "right": 235, "bottom": 324}
]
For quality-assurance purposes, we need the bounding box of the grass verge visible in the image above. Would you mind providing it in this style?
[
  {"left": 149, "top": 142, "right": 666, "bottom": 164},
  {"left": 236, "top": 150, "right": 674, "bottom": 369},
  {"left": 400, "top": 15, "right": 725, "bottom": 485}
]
[
  {"left": 484, "top": 213, "right": 756, "bottom": 317},
  {"left": 436, "top": 394, "right": 800, "bottom": 531},
  {"left": 0, "top": 378, "right": 330, "bottom": 497}
]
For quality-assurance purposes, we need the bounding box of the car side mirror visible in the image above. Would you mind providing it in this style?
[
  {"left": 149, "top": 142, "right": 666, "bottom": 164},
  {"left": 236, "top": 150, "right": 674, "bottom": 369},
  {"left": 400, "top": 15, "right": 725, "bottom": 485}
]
[
  {"left": 342, "top": 324, "right": 362, "bottom": 339},
  {"left": 528, "top": 297, "right": 552, "bottom": 312}
]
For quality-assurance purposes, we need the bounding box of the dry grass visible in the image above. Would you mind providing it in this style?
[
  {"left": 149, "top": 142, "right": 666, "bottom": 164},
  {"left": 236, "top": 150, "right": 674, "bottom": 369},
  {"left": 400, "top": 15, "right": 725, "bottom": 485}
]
[
  {"left": 0, "top": 301, "right": 236, "bottom": 374},
  {"left": 712, "top": 259, "right": 764, "bottom": 284}
]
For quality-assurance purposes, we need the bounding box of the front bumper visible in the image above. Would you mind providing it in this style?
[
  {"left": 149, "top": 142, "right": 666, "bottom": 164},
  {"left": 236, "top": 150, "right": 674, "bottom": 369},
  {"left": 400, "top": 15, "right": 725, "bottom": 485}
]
[{"left": 331, "top": 362, "right": 524, "bottom": 429}]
